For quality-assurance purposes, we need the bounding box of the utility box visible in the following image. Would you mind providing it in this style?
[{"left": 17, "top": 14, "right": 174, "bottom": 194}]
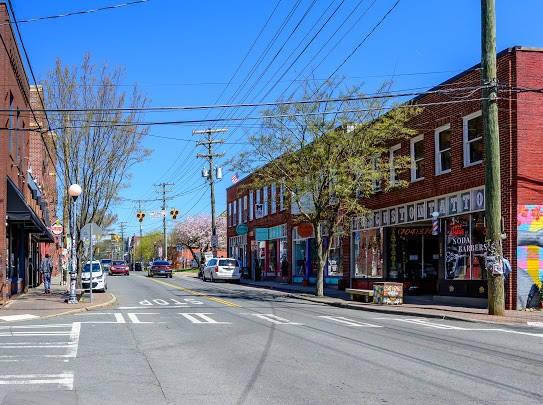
[{"left": 373, "top": 282, "right": 403, "bottom": 305}]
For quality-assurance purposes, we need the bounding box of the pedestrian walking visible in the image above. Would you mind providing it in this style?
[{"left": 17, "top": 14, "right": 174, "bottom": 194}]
[{"left": 40, "top": 253, "right": 53, "bottom": 294}]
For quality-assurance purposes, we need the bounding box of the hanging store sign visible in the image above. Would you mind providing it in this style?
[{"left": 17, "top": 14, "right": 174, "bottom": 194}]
[
  {"left": 236, "top": 224, "right": 248, "bottom": 235},
  {"left": 297, "top": 222, "right": 313, "bottom": 238}
]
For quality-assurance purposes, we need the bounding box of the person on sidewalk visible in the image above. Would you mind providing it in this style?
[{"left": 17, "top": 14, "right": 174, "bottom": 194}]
[{"left": 40, "top": 253, "right": 53, "bottom": 294}]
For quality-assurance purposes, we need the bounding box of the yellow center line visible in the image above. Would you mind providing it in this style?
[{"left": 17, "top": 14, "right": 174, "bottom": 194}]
[{"left": 135, "top": 275, "right": 241, "bottom": 307}]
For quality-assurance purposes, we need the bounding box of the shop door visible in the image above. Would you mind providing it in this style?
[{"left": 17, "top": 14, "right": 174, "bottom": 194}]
[{"left": 405, "top": 233, "right": 438, "bottom": 282}]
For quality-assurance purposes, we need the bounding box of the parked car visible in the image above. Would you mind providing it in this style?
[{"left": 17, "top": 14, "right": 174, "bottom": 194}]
[
  {"left": 100, "top": 258, "right": 112, "bottom": 273},
  {"left": 82, "top": 260, "right": 107, "bottom": 292},
  {"left": 148, "top": 260, "right": 173, "bottom": 278},
  {"left": 109, "top": 260, "right": 129, "bottom": 276},
  {"left": 202, "top": 258, "right": 241, "bottom": 283}
]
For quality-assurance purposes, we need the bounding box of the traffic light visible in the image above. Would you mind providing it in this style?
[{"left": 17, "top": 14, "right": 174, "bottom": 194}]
[
  {"left": 170, "top": 209, "right": 179, "bottom": 220},
  {"left": 137, "top": 212, "right": 146, "bottom": 222}
]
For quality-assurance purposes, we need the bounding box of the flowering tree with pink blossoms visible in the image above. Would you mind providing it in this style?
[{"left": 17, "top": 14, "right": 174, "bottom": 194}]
[{"left": 170, "top": 214, "right": 226, "bottom": 267}]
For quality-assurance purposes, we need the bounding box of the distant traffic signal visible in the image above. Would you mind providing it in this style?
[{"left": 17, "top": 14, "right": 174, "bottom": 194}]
[
  {"left": 170, "top": 209, "right": 179, "bottom": 220},
  {"left": 136, "top": 212, "right": 146, "bottom": 222}
]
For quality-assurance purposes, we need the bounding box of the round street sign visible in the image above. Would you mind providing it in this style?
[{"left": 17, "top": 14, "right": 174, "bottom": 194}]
[
  {"left": 51, "top": 222, "right": 63, "bottom": 236},
  {"left": 236, "top": 224, "right": 248, "bottom": 235}
]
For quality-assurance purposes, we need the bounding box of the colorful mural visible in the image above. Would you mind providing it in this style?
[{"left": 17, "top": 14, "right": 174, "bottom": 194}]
[{"left": 517, "top": 205, "right": 543, "bottom": 309}]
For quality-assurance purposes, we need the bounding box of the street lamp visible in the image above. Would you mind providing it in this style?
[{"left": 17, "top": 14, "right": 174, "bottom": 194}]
[{"left": 68, "top": 184, "right": 82, "bottom": 304}]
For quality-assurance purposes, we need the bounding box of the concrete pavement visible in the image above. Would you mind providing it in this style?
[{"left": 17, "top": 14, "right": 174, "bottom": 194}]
[{"left": 1, "top": 271, "right": 543, "bottom": 327}]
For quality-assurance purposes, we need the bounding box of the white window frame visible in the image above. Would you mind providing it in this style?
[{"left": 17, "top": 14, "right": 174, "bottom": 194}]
[
  {"left": 410, "top": 135, "right": 424, "bottom": 182},
  {"left": 271, "top": 183, "right": 277, "bottom": 214},
  {"left": 279, "top": 183, "right": 285, "bottom": 211},
  {"left": 249, "top": 191, "right": 254, "bottom": 221},
  {"left": 463, "top": 110, "right": 483, "bottom": 167},
  {"left": 435, "top": 124, "right": 451, "bottom": 175},
  {"left": 389, "top": 144, "right": 401, "bottom": 186},
  {"left": 263, "top": 186, "right": 268, "bottom": 216},
  {"left": 371, "top": 155, "right": 382, "bottom": 192},
  {"left": 228, "top": 202, "right": 232, "bottom": 227}
]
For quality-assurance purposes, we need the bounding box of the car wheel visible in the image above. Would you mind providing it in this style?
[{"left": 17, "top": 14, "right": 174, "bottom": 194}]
[{"left": 169, "top": 274, "right": 173, "bottom": 278}]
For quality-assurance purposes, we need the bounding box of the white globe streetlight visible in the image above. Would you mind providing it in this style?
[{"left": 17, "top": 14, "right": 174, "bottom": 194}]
[{"left": 68, "top": 184, "right": 82, "bottom": 304}]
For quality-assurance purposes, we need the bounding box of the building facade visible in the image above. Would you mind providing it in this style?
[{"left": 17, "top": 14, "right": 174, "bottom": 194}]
[
  {"left": 227, "top": 47, "right": 543, "bottom": 310},
  {"left": 1, "top": 4, "right": 56, "bottom": 304}
]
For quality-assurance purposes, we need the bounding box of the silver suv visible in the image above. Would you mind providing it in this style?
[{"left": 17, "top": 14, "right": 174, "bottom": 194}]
[{"left": 202, "top": 258, "right": 241, "bottom": 283}]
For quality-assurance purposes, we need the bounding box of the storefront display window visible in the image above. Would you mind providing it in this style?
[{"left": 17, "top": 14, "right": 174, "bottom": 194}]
[
  {"left": 294, "top": 240, "right": 306, "bottom": 276},
  {"left": 445, "top": 214, "right": 487, "bottom": 280},
  {"left": 327, "top": 235, "right": 342, "bottom": 276},
  {"left": 352, "top": 228, "right": 383, "bottom": 278}
]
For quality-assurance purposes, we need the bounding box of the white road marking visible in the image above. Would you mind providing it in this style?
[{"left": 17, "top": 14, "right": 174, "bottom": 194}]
[
  {"left": 0, "top": 372, "right": 74, "bottom": 389},
  {"left": 394, "top": 318, "right": 468, "bottom": 330},
  {"left": 251, "top": 314, "right": 302, "bottom": 325},
  {"left": 118, "top": 305, "right": 188, "bottom": 310},
  {"left": 179, "top": 313, "right": 230, "bottom": 324},
  {"left": 0, "top": 314, "right": 39, "bottom": 322},
  {"left": 527, "top": 322, "right": 543, "bottom": 328},
  {"left": 319, "top": 316, "right": 382, "bottom": 327},
  {"left": 66, "top": 322, "right": 81, "bottom": 358},
  {"left": 127, "top": 313, "right": 158, "bottom": 324}
]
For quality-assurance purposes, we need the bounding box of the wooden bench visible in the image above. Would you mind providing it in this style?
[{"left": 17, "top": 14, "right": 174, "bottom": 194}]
[{"left": 345, "top": 288, "right": 374, "bottom": 303}]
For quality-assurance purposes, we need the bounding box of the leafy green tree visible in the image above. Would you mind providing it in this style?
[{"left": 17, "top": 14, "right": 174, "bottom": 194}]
[
  {"left": 230, "top": 78, "right": 419, "bottom": 297},
  {"left": 139, "top": 231, "right": 163, "bottom": 263}
]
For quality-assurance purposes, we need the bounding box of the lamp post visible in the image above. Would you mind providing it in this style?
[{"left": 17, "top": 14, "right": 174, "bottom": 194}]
[{"left": 68, "top": 184, "right": 82, "bottom": 304}]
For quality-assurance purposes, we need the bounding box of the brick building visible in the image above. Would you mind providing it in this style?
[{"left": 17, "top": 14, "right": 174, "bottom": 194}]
[
  {"left": 227, "top": 46, "right": 543, "bottom": 310},
  {"left": 1, "top": 4, "right": 56, "bottom": 304}
]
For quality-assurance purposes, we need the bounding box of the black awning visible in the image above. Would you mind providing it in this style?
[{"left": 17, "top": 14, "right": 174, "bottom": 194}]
[{"left": 6, "top": 177, "right": 55, "bottom": 242}]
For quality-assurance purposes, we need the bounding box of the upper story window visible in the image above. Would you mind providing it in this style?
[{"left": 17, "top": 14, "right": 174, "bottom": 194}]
[
  {"left": 263, "top": 186, "right": 268, "bottom": 216},
  {"left": 279, "top": 183, "right": 285, "bottom": 211},
  {"left": 232, "top": 199, "right": 237, "bottom": 226},
  {"left": 435, "top": 124, "right": 451, "bottom": 175},
  {"left": 410, "top": 135, "right": 424, "bottom": 182},
  {"left": 249, "top": 191, "right": 254, "bottom": 221},
  {"left": 9, "top": 92, "right": 13, "bottom": 154},
  {"left": 463, "top": 111, "right": 483, "bottom": 167},
  {"left": 389, "top": 144, "right": 401, "bottom": 186},
  {"left": 243, "top": 196, "right": 248, "bottom": 222},
  {"left": 271, "top": 183, "right": 277, "bottom": 214},
  {"left": 228, "top": 202, "right": 232, "bottom": 227},
  {"left": 371, "top": 156, "right": 382, "bottom": 192},
  {"left": 238, "top": 198, "right": 242, "bottom": 224}
]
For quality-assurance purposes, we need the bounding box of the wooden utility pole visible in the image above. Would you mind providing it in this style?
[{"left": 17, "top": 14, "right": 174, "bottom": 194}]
[
  {"left": 482, "top": 0, "right": 504, "bottom": 316},
  {"left": 195, "top": 128, "right": 226, "bottom": 258}
]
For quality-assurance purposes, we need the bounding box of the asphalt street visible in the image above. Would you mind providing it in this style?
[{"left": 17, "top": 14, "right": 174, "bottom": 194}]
[{"left": 1, "top": 273, "right": 543, "bottom": 405}]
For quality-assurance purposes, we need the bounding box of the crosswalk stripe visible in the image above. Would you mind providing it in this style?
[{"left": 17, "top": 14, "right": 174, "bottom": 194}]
[{"left": 319, "top": 316, "right": 382, "bottom": 327}]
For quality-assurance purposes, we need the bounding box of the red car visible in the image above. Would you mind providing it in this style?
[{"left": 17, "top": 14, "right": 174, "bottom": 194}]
[{"left": 109, "top": 260, "right": 130, "bottom": 276}]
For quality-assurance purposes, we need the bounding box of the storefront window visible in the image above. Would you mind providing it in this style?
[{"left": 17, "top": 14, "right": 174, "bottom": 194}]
[
  {"left": 352, "top": 228, "right": 383, "bottom": 278},
  {"left": 327, "top": 235, "right": 342, "bottom": 276},
  {"left": 445, "top": 214, "right": 487, "bottom": 280},
  {"left": 294, "top": 240, "right": 306, "bottom": 276}
]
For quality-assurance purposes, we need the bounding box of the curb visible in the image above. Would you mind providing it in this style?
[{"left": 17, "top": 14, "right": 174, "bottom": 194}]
[{"left": 39, "top": 293, "right": 118, "bottom": 320}]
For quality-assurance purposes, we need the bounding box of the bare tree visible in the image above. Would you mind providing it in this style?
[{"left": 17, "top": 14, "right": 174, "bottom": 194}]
[
  {"left": 230, "top": 78, "right": 419, "bottom": 297},
  {"left": 42, "top": 54, "right": 151, "bottom": 278}
]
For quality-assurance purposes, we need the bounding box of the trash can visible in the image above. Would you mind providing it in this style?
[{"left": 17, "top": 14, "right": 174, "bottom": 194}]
[
  {"left": 242, "top": 267, "right": 251, "bottom": 279},
  {"left": 135, "top": 262, "right": 142, "bottom": 272}
]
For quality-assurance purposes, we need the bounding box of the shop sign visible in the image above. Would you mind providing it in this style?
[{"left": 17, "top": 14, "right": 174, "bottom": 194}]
[
  {"left": 297, "top": 222, "right": 313, "bottom": 238},
  {"left": 51, "top": 221, "right": 63, "bottom": 236},
  {"left": 255, "top": 228, "right": 269, "bottom": 241},
  {"left": 255, "top": 204, "right": 264, "bottom": 219},
  {"left": 397, "top": 227, "right": 433, "bottom": 236},
  {"left": 350, "top": 187, "right": 485, "bottom": 231},
  {"left": 236, "top": 224, "right": 248, "bottom": 235}
]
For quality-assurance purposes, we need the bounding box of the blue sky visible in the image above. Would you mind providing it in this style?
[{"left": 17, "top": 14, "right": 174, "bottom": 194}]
[{"left": 14, "top": 0, "right": 543, "bottom": 238}]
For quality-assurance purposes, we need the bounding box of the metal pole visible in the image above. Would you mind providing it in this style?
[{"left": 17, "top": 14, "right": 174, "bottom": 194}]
[
  {"left": 89, "top": 224, "right": 93, "bottom": 303},
  {"left": 68, "top": 196, "right": 78, "bottom": 304},
  {"left": 163, "top": 183, "right": 167, "bottom": 260}
]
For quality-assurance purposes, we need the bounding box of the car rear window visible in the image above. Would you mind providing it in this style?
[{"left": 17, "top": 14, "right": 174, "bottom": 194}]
[
  {"left": 153, "top": 261, "right": 170, "bottom": 266},
  {"left": 219, "top": 259, "right": 237, "bottom": 267}
]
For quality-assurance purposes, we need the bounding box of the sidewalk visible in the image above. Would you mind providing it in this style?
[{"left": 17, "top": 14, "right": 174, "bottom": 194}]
[
  {"left": 1, "top": 272, "right": 543, "bottom": 327},
  {"left": 0, "top": 274, "right": 116, "bottom": 323},
  {"left": 239, "top": 278, "right": 543, "bottom": 327}
]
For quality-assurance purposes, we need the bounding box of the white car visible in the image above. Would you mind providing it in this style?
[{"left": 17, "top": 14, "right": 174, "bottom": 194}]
[
  {"left": 82, "top": 260, "right": 108, "bottom": 292},
  {"left": 202, "top": 258, "right": 241, "bottom": 283}
]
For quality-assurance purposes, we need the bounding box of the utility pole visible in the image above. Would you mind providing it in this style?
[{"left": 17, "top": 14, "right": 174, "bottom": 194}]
[
  {"left": 154, "top": 183, "right": 174, "bottom": 261},
  {"left": 195, "top": 128, "right": 226, "bottom": 257},
  {"left": 482, "top": 0, "right": 504, "bottom": 316}
]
